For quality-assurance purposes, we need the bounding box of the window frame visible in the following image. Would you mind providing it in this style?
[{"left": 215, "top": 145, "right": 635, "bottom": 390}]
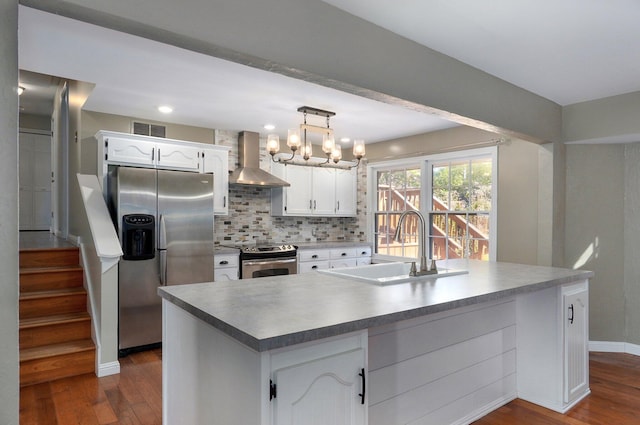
[{"left": 367, "top": 147, "right": 498, "bottom": 264}]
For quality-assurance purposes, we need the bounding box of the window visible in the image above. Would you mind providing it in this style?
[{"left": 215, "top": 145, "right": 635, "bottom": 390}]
[
  {"left": 373, "top": 165, "right": 421, "bottom": 258},
  {"left": 368, "top": 147, "right": 496, "bottom": 261}
]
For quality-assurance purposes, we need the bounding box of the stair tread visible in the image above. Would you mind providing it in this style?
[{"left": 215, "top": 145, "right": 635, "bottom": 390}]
[
  {"left": 20, "top": 312, "right": 91, "bottom": 329},
  {"left": 20, "top": 287, "right": 86, "bottom": 300},
  {"left": 20, "top": 339, "right": 95, "bottom": 362},
  {"left": 19, "top": 246, "right": 78, "bottom": 253},
  {"left": 20, "top": 265, "right": 83, "bottom": 274}
]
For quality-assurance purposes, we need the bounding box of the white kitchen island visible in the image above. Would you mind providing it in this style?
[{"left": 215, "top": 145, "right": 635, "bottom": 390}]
[{"left": 158, "top": 260, "right": 592, "bottom": 425}]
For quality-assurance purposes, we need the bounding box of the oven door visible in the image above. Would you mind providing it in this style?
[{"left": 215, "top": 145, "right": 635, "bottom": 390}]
[{"left": 241, "top": 257, "right": 297, "bottom": 279}]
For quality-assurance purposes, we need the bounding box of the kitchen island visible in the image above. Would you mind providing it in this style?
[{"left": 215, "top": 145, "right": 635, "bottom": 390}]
[{"left": 158, "top": 260, "right": 592, "bottom": 425}]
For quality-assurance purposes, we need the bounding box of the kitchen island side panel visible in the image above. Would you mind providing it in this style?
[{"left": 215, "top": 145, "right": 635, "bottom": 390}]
[
  {"left": 368, "top": 299, "right": 517, "bottom": 425},
  {"left": 162, "top": 301, "right": 265, "bottom": 425}
]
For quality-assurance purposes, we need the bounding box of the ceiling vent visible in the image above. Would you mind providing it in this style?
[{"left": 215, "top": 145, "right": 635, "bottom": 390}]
[{"left": 132, "top": 121, "right": 166, "bottom": 138}]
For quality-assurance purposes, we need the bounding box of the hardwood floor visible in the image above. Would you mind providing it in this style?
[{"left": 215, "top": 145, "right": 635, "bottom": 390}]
[
  {"left": 20, "top": 348, "right": 162, "bottom": 425},
  {"left": 19, "top": 350, "right": 640, "bottom": 424}
]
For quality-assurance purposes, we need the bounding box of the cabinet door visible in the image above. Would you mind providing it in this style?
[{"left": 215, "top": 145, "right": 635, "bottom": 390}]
[
  {"left": 214, "top": 268, "right": 239, "bottom": 281},
  {"left": 156, "top": 144, "right": 201, "bottom": 171},
  {"left": 273, "top": 348, "right": 366, "bottom": 425},
  {"left": 335, "top": 168, "right": 357, "bottom": 216},
  {"left": 105, "top": 136, "right": 156, "bottom": 167},
  {"left": 312, "top": 167, "right": 336, "bottom": 215},
  {"left": 203, "top": 148, "right": 230, "bottom": 215},
  {"left": 284, "top": 165, "right": 313, "bottom": 215},
  {"left": 563, "top": 284, "right": 589, "bottom": 404}
]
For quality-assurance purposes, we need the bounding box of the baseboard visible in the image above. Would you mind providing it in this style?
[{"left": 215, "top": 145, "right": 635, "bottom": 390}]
[
  {"left": 98, "top": 361, "right": 120, "bottom": 377},
  {"left": 589, "top": 340, "right": 640, "bottom": 356}
]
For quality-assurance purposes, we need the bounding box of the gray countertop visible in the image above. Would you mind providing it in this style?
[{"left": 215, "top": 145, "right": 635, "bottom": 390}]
[
  {"left": 295, "top": 241, "right": 372, "bottom": 250},
  {"left": 158, "top": 260, "right": 592, "bottom": 352}
]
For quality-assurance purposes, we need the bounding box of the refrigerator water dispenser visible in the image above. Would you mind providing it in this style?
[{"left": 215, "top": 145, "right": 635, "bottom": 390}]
[{"left": 122, "top": 214, "right": 155, "bottom": 260}]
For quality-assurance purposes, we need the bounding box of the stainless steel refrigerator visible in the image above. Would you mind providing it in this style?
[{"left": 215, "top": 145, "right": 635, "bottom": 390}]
[{"left": 107, "top": 166, "right": 215, "bottom": 354}]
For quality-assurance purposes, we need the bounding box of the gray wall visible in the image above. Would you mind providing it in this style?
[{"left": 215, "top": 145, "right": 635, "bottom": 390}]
[
  {"left": 565, "top": 144, "right": 626, "bottom": 342},
  {"left": 624, "top": 144, "right": 640, "bottom": 345},
  {"left": 0, "top": 0, "right": 19, "bottom": 422}
]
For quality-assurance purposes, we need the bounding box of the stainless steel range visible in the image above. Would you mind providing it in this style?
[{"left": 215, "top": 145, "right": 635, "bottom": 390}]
[{"left": 240, "top": 244, "right": 298, "bottom": 279}]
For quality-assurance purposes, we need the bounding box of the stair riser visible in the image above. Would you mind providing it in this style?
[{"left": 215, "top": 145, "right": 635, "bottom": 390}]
[
  {"left": 20, "top": 269, "right": 83, "bottom": 293},
  {"left": 20, "top": 349, "right": 95, "bottom": 387},
  {"left": 20, "top": 294, "right": 87, "bottom": 319},
  {"left": 20, "top": 249, "right": 79, "bottom": 268},
  {"left": 20, "top": 320, "right": 91, "bottom": 350}
]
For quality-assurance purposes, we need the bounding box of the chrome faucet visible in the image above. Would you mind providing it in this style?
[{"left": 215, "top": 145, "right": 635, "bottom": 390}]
[{"left": 394, "top": 210, "right": 437, "bottom": 276}]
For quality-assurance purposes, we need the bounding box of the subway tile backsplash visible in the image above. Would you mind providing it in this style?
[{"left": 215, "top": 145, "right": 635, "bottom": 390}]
[{"left": 213, "top": 129, "right": 368, "bottom": 246}]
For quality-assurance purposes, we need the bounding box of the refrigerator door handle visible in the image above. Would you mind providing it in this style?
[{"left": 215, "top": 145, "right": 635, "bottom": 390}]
[
  {"left": 159, "top": 249, "right": 167, "bottom": 286},
  {"left": 158, "top": 214, "right": 167, "bottom": 249}
]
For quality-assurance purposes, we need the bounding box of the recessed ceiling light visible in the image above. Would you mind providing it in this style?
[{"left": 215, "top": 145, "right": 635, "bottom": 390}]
[
  {"left": 158, "top": 105, "right": 173, "bottom": 114},
  {"left": 264, "top": 124, "right": 275, "bottom": 130},
  {"left": 340, "top": 137, "right": 351, "bottom": 143}
]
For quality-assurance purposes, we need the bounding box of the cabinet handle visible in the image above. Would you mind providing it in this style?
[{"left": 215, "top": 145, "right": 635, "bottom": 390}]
[
  {"left": 569, "top": 304, "right": 574, "bottom": 324},
  {"left": 341, "top": 252, "right": 347, "bottom": 256},
  {"left": 313, "top": 200, "right": 317, "bottom": 210},
  {"left": 358, "top": 368, "right": 366, "bottom": 405},
  {"left": 337, "top": 201, "right": 340, "bottom": 210},
  {"left": 223, "top": 196, "right": 226, "bottom": 208},
  {"left": 309, "top": 200, "right": 313, "bottom": 209},
  {"left": 157, "top": 148, "right": 160, "bottom": 162},
  {"left": 152, "top": 147, "right": 155, "bottom": 162},
  {"left": 311, "top": 254, "right": 318, "bottom": 259},
  {"left": 361, "top": 251, "right": 367, "bottom": 255},
  {"left": 312, "top": 265, "right": 318, "bottom": 269},
  {"left": 219, "top": 260, "right": 229, "bottom": 265}
]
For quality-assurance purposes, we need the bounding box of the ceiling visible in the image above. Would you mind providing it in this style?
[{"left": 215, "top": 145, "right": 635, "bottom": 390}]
[{"left": 18, "top": 1, "right": 640, "bottom": 144}]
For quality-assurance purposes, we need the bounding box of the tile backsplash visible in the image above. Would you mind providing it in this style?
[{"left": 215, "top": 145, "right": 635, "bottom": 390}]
[{"left": 213, "top": 129, "right": 368, "bottom": 246}]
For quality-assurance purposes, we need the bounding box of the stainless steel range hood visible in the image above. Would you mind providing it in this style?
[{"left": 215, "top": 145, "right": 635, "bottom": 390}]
[{"left": 228, "top": 131, "right": 290, "bottom": 188}]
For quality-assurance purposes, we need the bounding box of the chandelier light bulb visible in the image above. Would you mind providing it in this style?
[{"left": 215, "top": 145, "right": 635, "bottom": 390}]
[{"left": 266, "top": 134, "right": 280, "bottom": 155}]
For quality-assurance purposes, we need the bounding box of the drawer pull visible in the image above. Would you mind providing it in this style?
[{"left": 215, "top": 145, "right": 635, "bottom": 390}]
[
  {"left": 341, "top": 252, "right": 347, "bottom": 256},
  {"left": 361, "top": 251, "right": 367, "bottom": 255},
  {"left": 312, "top": 265, "right": 318, "bottom": 269},
  {"left": 312, "top": 254, "right": 318, "bottom": 259},
  {"left": 219, "top": 260, "right": 229, "bottom": 265}
]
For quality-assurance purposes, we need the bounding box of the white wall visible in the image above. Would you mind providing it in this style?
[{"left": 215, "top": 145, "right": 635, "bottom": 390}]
[{"left": 0, "top": 0, "right": 20, "bottom": 422}]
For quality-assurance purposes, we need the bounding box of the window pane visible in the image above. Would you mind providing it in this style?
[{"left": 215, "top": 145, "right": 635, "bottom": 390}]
[
  {"left": 449, "top": 161, "right": 469, "bottom": 211},
  {"left": 429, "top": 213, "right": 447, "bottom": 238},
  {"left": 468, "top": 213, "right": 490, "bottom": 239},
  {"left": 470, "top": 159, "right": 492, "bottom": 211},
  {"left": 468, "top": 238, "right": 490, "bottom": 260},
  {"left": 430, "top": 236, "right": 446, "bottom": 260},
  {"left": 432, "top": 163, "right": 449, "bottom": 209}
]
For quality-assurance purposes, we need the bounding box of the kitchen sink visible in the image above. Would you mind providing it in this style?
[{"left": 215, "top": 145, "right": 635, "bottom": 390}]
[{"left": 317, "top": 262, "right": 468, "bottom": 285}]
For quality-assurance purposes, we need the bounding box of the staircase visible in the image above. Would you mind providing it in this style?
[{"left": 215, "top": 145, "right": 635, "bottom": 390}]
[{"left": 19, "top": 246, "right": 95, "bottom": 386}]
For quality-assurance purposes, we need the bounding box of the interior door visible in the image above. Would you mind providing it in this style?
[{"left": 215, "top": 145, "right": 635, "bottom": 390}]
[{"left": 19, "top": 131, "right": 52, "bottom": 230}]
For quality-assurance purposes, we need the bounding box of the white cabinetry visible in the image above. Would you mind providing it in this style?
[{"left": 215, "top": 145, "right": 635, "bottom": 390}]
[
  {"left": 271, "top": 161, "right": 357, "bottom": 217},
  {"left": 214, "top": 253, "right": 239, "bottom": 282},
  {"left": 298, "top": 246, "right": 372, "bottom": 273},
  {"left": 516, "top": 279, "right": 590, "bottom": 413},
  {"left": 203, "top": 147, "right": 230, "bottom": 215},
  {"left": 163, "top": 300, "right": 367, "bottom": 425},
  {"left": 96, "top": 130, "right": 230, "bottom": 215},
  {"left": 270, "top": 332, "right": 368, "bottom": 425}
]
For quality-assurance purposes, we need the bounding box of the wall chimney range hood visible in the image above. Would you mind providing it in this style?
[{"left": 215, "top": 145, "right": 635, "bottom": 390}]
[{"left": 228, "top": 131, "right": 290, "bottom": 188}]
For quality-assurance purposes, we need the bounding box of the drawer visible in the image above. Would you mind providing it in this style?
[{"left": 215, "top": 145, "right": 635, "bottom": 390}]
[
  {"left": 214, "top": 268, "right": 239, "bottom": 281},
  {"left": 299, "top": 249, "right": 330, "bottom": 262},
  {"left": 356, "top": 246, "right": 372, "bottom": 257},
  {"left": 214, "top": 254, "right": 239, "bottom": 268},
  {"left": 299, "top": 261, "right": 330, "bottom": 273},
  {"left": 330, "top": 258, "right": 358, "bottom": 268},
  {"left": 330, "top": 248, "right": 358, "bottom": 259}
]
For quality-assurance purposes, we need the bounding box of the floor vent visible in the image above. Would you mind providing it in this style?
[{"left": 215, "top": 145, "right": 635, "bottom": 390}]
[{"left": 133, "top": 121, "right": 166, "bottom": 138}]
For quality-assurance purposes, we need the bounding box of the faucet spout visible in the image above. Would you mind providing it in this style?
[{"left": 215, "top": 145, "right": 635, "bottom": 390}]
[{"left": 394, "top": 210, "right": 428, "bottom": 273}]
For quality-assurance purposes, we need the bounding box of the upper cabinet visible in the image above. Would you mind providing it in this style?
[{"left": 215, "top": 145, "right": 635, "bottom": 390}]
[
  {"left": 270, "top": 160, "right": 357, "bottom": 217},
  {"left": 96, "top": 130, "right": 230, "bottom": 215}
]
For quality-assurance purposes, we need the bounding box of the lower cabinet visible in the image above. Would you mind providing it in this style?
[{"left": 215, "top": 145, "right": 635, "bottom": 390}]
[
  {"left": 213, "top": 253, "right": 239, "bottom": 281},
  {"left": 516, "top": 279, "right": 590, "bottom": 413},
  {"left": 298, "top": 246, "right": 372, "bottom": 273},
  {"left": 270, "top": 332, "right": 368, "bottom": 425}
]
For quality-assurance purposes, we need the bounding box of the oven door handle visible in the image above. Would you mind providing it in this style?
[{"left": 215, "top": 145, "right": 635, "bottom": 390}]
[{"left": 242, "top": 257, "right": 297, "bottom": 267}]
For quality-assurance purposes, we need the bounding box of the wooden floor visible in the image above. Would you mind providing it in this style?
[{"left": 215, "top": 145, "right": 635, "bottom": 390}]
[{"left": 18, "top": 350, "right": 640, "bottom": 424}]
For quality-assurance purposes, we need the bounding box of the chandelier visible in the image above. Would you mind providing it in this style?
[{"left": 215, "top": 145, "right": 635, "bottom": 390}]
[{"left": 267, "top": 106, "right": 365, "bottom": 169}]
